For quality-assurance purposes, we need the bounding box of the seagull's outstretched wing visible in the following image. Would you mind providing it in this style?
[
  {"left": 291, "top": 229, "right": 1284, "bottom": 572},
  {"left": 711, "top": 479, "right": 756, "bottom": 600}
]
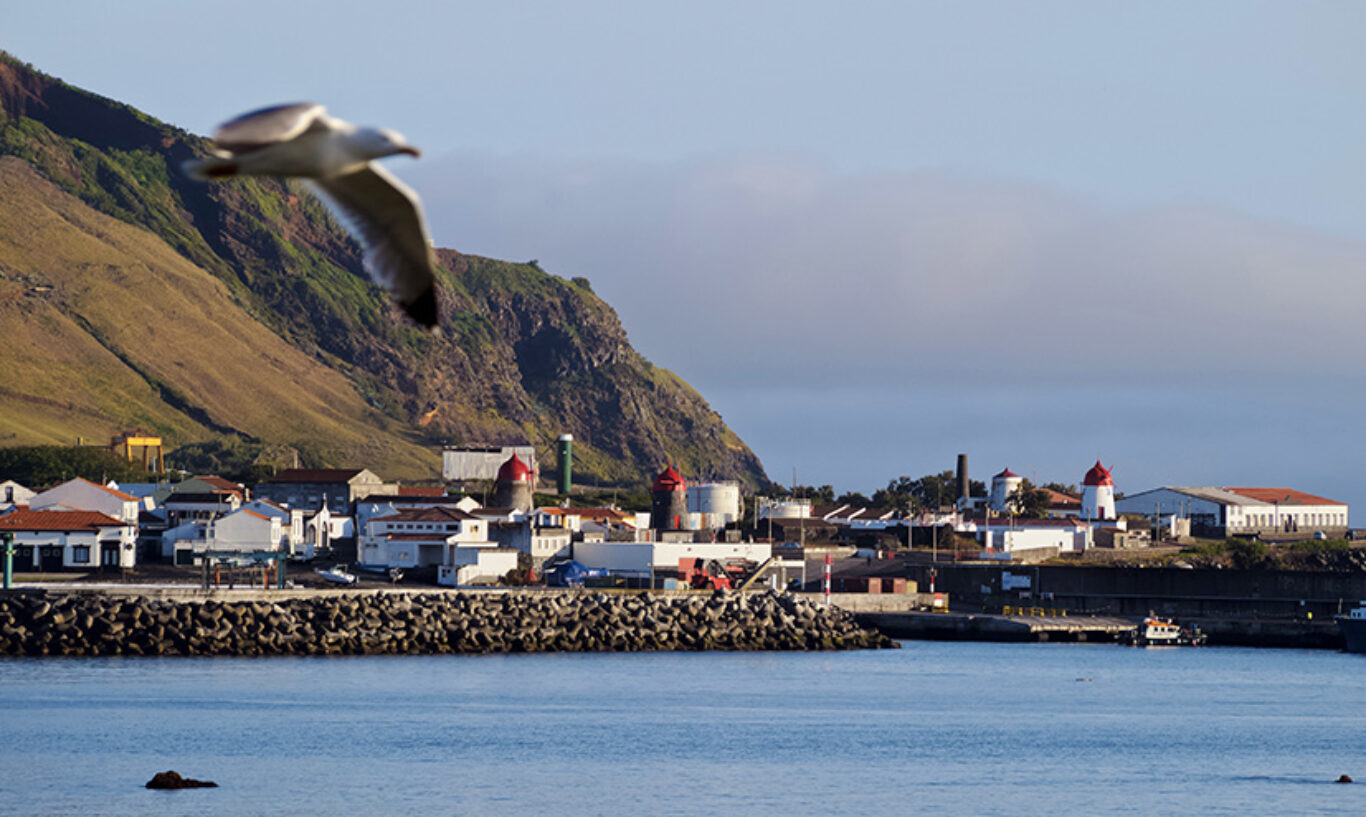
[
  {"left": 214, "top": 103, "right": 328, "bottom": 154},
  {"left": 305, "top": 164, "right": 439, "bottom": 328}
]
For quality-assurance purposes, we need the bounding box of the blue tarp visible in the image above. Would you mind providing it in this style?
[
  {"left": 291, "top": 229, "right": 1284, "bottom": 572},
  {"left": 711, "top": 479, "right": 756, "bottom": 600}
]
[{"left": 545, "top": 560, "right": 608, "bottom": 587}]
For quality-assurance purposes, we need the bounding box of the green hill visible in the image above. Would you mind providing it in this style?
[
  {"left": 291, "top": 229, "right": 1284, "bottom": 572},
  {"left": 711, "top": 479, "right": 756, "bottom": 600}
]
[{"left": 0, "top": 52, "right": 766, "bottom": 487}]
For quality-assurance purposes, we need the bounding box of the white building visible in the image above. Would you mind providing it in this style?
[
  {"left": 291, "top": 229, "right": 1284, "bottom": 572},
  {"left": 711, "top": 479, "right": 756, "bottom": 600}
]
[
  {"left": 487, "top": 519, "right": 573, "bottom": 566},
  {"left": 989, "top": 469, "right": 1024, "bottom": 513},
  {"left": 241, "top": 498, "right": 310, "bottom": 559},
  {"left": 961, "top": 516, "right": 1091, "bottom": 560},
  {"left": 569, "top": 539, "right": 772, "bottom": 578},
  {"left": 0, "top": 508, "right": 137, "bottom": 569},
  {"left": 358, "top": 506, "right": 492, "bottom": 569},
  {"left": 1115, "top": 486, "right": 1349, "bottom": 538},
  {"left": 161, "top": 490, "right": 243, "bottom": 528},
  {"left": 1, "top": 480, "right": 36, "bottom": 510},
  {"left": 1080, "top": 460, "right": 1116, "bottom": 520},
  {"left": 28, "top": 478, "right": 140, "bottom": 554},
  {"left": 207, "top": 508, "right": 282, "bottom": 555},
  {"left": 163, "top": 507, "right": 286, "bottom": 564},
  {"left": 437, "top": 541, "right": 521, "bottom": 587}
]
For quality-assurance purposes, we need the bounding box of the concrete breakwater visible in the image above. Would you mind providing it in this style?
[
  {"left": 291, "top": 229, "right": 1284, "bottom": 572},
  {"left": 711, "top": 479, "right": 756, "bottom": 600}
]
[{"left": 0, "top": 590, "right": 897, "bottom": 657}]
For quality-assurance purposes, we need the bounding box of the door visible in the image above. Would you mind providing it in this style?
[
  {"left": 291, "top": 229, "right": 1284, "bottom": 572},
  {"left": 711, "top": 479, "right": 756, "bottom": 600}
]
[
  {"left": 100, "top": 543, "right": 120, "bottom": 568},
  {"left": 40, "top": 546, "right": 64, "bottom": 571}
]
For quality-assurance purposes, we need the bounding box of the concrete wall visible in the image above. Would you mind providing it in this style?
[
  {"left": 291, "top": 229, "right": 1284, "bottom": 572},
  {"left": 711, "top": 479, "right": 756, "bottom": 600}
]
[{"left": 905, "top": 563, "right": 1366, "bottom": 620}]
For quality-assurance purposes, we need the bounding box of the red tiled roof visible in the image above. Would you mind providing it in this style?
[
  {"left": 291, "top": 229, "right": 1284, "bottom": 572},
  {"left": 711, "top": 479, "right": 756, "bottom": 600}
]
[
  {"left": 375, "top": 506, "right": 476, "bottom": 523},
  {"left": 1225, "top": 487, "right": 1344, "bottom": 507},
  {"left": 194, "top": 475, "right": 245, "bottom": 493},
  {"left": 0, "top": 508, "right": 128, "bottom": 531},
  {"left": 398, "top": 487, "right": 446, "bottom": 496},
  {"left": 265, "top": 468, "right": 366, "bottom": 484},
  {"left": 1044, "top": 488, "right": 1081, "bottom": 506},
  {"left": 240, "top": 509, "right": 271, "bottom": 521}
]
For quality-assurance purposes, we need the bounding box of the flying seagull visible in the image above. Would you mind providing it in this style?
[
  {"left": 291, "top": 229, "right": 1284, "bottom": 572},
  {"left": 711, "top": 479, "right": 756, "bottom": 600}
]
[{"left": 183, "top": 103, "right": 439, "bottom": 328}]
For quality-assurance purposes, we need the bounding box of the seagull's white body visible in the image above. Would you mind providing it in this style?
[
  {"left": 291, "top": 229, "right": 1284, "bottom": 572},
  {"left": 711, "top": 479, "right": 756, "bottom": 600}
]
[{"left": 183, "top": 103, "right": 439, "bottom": 328}]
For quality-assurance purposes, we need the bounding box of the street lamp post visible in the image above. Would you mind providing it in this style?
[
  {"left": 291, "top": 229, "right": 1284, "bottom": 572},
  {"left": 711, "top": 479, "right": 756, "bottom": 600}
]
[{"left": 2, "top": 531, "right": 14, "bottom": 590}]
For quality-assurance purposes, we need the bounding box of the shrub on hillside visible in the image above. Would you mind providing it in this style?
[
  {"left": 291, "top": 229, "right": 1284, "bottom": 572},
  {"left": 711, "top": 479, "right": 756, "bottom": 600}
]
[{"left": 0, "top": 445, "right": 152, "bottom": 488}]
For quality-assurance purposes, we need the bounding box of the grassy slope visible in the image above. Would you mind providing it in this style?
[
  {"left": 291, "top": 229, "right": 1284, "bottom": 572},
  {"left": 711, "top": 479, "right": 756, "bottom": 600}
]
[
  {"left": 0, "top": 52, "right": 767, "bottom": 487},
  {"left": 0, "top": 157, "right": 436, "bottom": 476}
]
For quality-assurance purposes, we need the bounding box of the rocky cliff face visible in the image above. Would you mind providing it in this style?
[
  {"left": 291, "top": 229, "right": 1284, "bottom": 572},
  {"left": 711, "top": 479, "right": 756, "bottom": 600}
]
[{"left": 0, "top": 53, "right": 766, "bottom": 487}]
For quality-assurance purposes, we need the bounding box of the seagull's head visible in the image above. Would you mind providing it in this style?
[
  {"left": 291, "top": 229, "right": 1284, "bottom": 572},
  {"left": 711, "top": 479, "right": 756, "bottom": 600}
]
[{"left": 358, "top": 127, "right": 422, "bottom": 160}]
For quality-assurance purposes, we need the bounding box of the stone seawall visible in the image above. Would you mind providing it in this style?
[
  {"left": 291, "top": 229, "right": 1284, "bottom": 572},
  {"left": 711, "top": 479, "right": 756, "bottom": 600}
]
[{"left": 0, "top": 590, "right": 897, "bottom": 657}]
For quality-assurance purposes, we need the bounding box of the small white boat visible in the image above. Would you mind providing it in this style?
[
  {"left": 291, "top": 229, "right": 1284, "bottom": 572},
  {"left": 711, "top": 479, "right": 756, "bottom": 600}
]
[
  {"left": 315, "top": 564, "right": 357, "bottom": 585},
  {"left": 1122, "top": 616, "right": 1206, "bottom": 647}
]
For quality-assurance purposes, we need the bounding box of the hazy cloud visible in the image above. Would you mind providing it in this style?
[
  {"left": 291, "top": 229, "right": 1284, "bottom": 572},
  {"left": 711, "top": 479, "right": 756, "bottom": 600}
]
[{"left": 414, "top": 153, "right": 1366, "bottom": 389}]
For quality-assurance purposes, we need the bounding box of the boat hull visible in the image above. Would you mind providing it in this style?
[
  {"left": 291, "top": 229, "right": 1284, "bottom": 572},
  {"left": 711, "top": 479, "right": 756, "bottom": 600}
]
[{"left": 1337, "top": 617, "right": 1366, "bottom": 654}]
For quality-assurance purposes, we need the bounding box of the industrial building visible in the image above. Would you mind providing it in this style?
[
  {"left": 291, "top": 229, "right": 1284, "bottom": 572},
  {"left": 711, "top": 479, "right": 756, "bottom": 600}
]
[
  {"left": 441, "top": 445, "right": 538, "bottom": 482},
  {"left": 1115, "top": 487, "right": 1349, "bottom": 539}
]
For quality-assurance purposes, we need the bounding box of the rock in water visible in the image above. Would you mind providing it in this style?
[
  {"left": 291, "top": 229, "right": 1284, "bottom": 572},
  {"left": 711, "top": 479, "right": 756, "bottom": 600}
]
[
  {"left": 145, "top": 770, "right": 218, "bottom": 789},
  {"left": 1336, "top": 774, "right": 1353, "bottom": 784}
]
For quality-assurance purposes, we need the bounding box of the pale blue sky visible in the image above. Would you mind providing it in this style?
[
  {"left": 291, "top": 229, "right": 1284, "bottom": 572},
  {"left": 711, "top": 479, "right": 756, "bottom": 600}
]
[{"left": 6, "top": 2, "right": 1365, "bottom": 513}]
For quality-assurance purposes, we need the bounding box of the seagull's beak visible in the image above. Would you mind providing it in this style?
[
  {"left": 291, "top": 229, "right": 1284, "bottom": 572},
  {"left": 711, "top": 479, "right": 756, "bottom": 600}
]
[{"left": 399, "top": 146, "right": 422, "bottom": 158}]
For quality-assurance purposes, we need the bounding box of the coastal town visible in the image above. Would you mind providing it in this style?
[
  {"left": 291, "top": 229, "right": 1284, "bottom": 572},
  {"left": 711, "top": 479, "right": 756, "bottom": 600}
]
[
  {"left": 2, "top": 433, "right": 1362, "bottom": 652},
  {"left": 0, "top": 436, "right": 1352, "bottom": 586}
]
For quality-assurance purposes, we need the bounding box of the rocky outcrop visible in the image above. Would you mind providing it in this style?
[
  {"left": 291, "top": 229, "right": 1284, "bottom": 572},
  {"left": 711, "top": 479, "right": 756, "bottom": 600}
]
[
  {"left": 0, "top": 591, "right": 897, "bottom": 656},
  {"left": 146, "top": 771, "right": 217, "bottom": 789}
]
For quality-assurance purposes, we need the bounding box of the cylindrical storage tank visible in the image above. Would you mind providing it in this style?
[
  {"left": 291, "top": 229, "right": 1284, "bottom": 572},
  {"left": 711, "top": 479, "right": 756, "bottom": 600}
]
[
  {"left": 763, "top": 500, "right": 811, "bottom": 519},
  {"left": 650, "top": 465, "right": 688, "bottom": 531},
  {"left": 493, "top": 454, "right": 534, "bottom": 513},
  {"left": 687, "top": 482, "right": 741, "bottom": 528},
  {"left": 556, "top": 434, "right": 573, "bottom": 495}
]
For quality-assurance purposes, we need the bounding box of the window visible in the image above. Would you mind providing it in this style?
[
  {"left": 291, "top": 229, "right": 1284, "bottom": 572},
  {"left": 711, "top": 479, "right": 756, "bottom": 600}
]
[{"left": 73, "top": 546, "right": 90, "bottom": 563}]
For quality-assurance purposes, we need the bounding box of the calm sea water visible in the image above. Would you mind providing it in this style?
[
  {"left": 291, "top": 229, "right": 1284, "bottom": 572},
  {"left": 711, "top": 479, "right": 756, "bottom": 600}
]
[{"left": 0, "top": 643, "right": 1363, "bottom": 817}]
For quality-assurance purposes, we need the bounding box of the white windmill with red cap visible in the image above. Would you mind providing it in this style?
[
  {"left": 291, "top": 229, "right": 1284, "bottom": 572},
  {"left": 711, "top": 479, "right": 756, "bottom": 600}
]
[
  {"left": 1081, "top": 460, "right": 1116, "bottom": 520},
  {"left": 989, "top": 468, "right": 1023, "bottom": 512}
]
